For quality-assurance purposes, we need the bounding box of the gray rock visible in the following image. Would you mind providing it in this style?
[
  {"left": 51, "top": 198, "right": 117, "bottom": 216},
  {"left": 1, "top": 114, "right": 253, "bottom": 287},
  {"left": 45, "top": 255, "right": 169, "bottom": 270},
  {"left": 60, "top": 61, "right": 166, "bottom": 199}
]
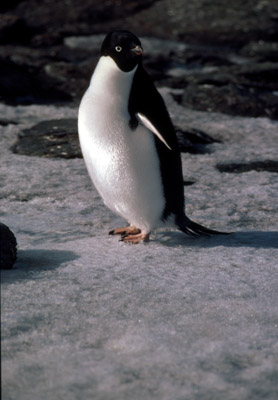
[
  {"left": 11, "top": 119, "right": 81, "bottom": 158},
  {"left": 216, "top": 160, "right": 278, "bottom": 174}
]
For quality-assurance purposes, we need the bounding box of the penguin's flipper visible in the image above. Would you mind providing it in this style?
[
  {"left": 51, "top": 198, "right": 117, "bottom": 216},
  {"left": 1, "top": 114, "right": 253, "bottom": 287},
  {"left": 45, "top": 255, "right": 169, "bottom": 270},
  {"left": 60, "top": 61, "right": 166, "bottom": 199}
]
[
  {"left": 178, "top": 216, "right": 231, "bottom": 237},
  {"left": 136, "top": 112, "right": 172, "bottom": 150},
  {"left": 129, "top": 64, "right": 179, "bottom": 152}
]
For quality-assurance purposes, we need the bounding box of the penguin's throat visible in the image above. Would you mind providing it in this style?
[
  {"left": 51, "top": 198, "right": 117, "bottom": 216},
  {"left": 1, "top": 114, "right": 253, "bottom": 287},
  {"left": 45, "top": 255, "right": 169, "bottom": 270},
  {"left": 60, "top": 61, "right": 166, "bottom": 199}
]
[{"left": 89, "top": 56, "right": 137, "bottom": 103}]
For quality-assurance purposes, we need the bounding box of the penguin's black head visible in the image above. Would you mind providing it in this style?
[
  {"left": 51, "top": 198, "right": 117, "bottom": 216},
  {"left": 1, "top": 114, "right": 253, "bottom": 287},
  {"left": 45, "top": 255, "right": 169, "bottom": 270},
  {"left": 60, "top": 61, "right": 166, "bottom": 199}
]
[{"left": 101, "top": 30, "right": 143, "bottom": 72}]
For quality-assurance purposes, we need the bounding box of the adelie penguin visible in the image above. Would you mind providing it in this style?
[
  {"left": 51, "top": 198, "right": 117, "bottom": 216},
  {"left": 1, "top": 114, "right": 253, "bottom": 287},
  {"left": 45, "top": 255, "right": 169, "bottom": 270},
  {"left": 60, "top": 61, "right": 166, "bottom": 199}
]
[{"left": 78, "top": 30, "right": 229, "bottom": 244}]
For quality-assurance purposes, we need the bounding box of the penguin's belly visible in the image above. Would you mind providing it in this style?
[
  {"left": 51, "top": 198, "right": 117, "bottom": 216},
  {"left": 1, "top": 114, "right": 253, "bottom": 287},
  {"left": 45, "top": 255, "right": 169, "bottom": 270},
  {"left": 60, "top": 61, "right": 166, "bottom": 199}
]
[{"left": 79, "top": 97, "right": 165, "bottom": 232}]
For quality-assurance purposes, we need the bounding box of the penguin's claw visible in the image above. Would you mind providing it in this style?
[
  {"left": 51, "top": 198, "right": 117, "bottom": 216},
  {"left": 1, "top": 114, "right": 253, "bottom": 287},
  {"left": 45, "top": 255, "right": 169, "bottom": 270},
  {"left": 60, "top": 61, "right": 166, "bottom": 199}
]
[
  {"left": 120, "top": 232, "right": 150, "bottom": 244},
  {"left": 109, "top": 225, "right": 141, "bottom": 236},
  {"left": 109, "top": 225, "right": 148, "bottom": 243}
]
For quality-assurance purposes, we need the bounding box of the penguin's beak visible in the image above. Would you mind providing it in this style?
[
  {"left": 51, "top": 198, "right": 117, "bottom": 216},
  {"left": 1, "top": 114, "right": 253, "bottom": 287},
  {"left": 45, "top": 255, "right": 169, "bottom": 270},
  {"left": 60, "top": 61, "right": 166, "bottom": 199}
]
[{"left": 131, "top": 45, "right": 143, "bottom": 56}]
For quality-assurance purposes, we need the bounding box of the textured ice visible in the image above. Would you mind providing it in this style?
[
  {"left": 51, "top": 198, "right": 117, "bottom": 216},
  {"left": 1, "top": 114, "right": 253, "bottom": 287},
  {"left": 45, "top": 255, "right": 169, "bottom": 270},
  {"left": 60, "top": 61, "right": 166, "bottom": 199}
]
[{"left": 1, "top": 97, "right": 278, "bottom": 400}]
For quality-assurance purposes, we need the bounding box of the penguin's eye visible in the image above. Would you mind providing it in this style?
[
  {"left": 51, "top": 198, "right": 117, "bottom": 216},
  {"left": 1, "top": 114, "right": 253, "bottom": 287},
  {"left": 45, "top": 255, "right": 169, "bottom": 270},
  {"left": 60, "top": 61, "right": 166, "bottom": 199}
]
[{"left": 115, "top": 46, "right": 122, "bottom": 52}]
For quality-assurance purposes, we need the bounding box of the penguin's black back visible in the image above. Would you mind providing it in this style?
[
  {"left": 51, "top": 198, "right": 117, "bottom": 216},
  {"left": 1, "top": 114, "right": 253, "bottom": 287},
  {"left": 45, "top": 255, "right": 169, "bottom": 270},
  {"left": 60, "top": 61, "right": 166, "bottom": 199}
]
[{"left": 128, "top": 64, "right": 185, "bottom": 222}]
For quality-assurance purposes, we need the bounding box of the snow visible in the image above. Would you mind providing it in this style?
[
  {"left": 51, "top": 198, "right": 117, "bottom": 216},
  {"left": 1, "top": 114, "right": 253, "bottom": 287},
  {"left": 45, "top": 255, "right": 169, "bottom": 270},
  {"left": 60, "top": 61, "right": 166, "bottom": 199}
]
[{"left": 1, "top": 96, "right": 278, "bottom": 399}]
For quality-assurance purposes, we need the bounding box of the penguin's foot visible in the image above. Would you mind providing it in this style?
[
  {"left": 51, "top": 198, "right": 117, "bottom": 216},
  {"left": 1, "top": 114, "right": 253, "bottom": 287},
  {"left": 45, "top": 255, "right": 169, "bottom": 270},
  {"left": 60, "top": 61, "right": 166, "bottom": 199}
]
[
  {"left": 120, "top": 232, "right": 150, "bottom": 244},
  {"left": 109, "top": 225, "right": 141, "bottom": 236}
]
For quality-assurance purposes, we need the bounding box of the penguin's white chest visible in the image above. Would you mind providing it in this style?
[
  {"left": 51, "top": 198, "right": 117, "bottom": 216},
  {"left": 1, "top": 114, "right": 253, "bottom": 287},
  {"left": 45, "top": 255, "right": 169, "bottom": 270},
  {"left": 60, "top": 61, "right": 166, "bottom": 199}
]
[{"left": 78, "top": 56, "right": 165, "bottom": 232}]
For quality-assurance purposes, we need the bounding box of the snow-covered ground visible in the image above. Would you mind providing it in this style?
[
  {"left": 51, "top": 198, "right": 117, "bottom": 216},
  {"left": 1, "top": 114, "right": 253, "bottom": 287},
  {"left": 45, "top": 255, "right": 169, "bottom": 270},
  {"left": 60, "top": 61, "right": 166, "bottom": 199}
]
[{"left": 1, "top": 94, "right": 278, "bottom": 399}]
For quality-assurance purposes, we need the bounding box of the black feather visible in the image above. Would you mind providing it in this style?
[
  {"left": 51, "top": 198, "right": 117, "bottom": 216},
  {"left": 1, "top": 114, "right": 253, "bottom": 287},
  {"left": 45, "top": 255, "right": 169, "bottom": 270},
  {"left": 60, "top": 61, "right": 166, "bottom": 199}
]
[
  {"left": 128, "top": 63, "right": 185, "bottom": 220},
  {"left": 177, "top": 216, "right": 231, "bottom": 236}
]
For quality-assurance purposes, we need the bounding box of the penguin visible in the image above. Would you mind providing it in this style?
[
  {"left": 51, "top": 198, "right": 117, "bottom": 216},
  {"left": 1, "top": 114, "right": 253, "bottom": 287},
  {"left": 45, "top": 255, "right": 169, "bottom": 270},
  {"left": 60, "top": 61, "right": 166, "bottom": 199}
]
[{"left": 78, "top": 30, "right": 229, "bottom": 243}]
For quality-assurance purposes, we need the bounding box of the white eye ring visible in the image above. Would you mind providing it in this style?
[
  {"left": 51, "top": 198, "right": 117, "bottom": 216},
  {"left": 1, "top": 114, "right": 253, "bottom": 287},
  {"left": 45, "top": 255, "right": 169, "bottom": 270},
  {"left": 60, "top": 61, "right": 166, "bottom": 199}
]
[{"left": 115, "top": 46, "right": 122, "bottom": 52}]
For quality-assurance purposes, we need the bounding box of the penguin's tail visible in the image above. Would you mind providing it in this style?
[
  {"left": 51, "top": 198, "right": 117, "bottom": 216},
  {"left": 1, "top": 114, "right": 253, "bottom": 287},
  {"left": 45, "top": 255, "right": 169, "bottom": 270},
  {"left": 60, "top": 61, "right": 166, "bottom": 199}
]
[{"left": 177, "top": 216, "right": 231, "bottom": 237}]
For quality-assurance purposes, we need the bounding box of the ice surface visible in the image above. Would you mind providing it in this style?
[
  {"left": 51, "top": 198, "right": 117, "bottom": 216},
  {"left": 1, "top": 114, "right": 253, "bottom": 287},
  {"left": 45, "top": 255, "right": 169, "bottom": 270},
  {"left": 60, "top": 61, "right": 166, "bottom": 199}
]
[{"left": 1, "top": 98, "right": 278, "bottom": 400}]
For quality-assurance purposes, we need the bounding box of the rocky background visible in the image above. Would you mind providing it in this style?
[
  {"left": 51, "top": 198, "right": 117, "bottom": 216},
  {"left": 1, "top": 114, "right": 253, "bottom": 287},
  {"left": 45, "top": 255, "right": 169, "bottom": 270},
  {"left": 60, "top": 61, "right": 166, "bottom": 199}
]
[
  {"left": 1, "top": 1, "right": 278, "bottom": 399},
  {"left": 1, "top": 0, "right": 278, "bottom": 113},
  {"left": 1, "top": 0, "right": 278, "bottom": 157}
]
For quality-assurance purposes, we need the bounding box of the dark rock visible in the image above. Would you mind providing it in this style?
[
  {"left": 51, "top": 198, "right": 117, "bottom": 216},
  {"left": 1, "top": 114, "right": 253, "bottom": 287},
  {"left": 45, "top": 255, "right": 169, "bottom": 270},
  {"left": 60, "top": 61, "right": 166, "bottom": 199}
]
[
  {"left": 176, "top": 127, "right": 220, "bottom": 154},
  {"left": 0, "top": 119, "right": 18, "bottom": 126},
  {"left": 0, "top": 44, "right": 93, "bottom": 105},
  {"left": 145, "top": 46, "right": 278, "bottom": 120},
  {"left": 181, "top": 81, "right": 278, "bottom": 120},
  {"left": 42, "top": 58, "right": 96, "bottom": 104},
  {"left": 234, "top": 62, "right": 278, "bottom": 91},
  {"left": 0, "top": 59, "right": 72, "bottom": 105},
  {"left": 0, "top": 13, "right": 32, "bottom": 44},
  {"left": 216, "top": 160, "right": 278, "bottom": 174},
  {"left": 7, "top": 0, "right": 157, "bottom": 47},
  {"left": 177, "top": 61, "right": 278, "bottom": 120},
  {"left": 1, "top": 0, "right": 278, "bottom": 119},
  {"left": 240, "top": 41, "right": 278, "bottom": 62},
  {"left": 0, "top": 223, "right": 17, "bottom": 270},
  {"left": 0, "top": 1, "right": 23, "bottom": 12},
  {"left": 2, "top": 0, "right": 278, "bottom": 48},
  {"left": 12, "top": 119, "right": 81, "bottom": 159}
]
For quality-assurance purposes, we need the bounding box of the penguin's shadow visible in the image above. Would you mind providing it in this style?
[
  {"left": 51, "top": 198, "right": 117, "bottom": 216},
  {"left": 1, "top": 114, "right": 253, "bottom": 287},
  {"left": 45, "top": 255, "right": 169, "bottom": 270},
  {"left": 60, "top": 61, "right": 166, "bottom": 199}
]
[
  {"left": 157, "top": 231, "right": 278, "bottom": 249},
  {"left": 1, "top": 249, "right": 79, "bottom": 283}
]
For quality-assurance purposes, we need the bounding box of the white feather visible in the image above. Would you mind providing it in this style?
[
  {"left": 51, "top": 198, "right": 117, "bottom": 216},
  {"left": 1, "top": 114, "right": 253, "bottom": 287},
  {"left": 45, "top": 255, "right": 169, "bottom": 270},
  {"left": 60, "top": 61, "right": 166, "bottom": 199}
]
[
  {"left": 136, "top": 112, "right": 172, "bottom": 150},
  {"left": 78, "top": 56, "right": 165, "bottom": 233}
]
